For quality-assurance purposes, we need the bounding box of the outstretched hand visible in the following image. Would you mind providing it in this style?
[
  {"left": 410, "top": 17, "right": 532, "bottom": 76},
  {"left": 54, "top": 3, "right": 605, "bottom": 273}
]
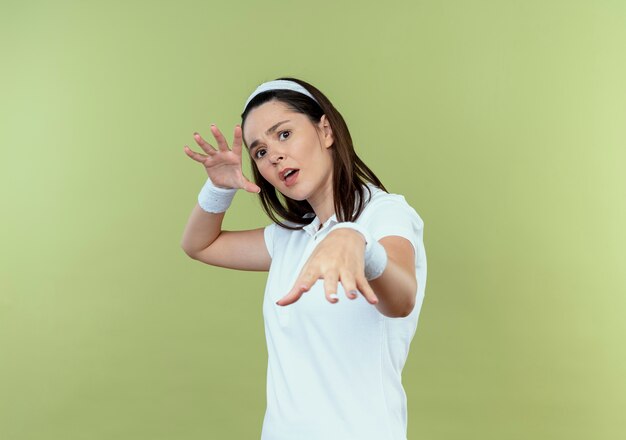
[
  {"left": 276, "top": 228, "right": 380, "bottom": 306},
  {"left": 183, "top": 124, "right": 261, "bottom": 194}
]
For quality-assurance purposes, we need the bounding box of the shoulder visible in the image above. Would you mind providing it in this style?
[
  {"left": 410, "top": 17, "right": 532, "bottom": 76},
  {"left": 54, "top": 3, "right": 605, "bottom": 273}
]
[
  {"left": 263, "top": 217, "right": 309, "bottom": 258},
  {"left": 264, "top": 216, "right": 309, "bottom": 240},
  {"left": 360, "top": 183, "right": 424, "bottom": 227},
  {"left": 356, "top": 183, "right": 425, "bottom": 253}
]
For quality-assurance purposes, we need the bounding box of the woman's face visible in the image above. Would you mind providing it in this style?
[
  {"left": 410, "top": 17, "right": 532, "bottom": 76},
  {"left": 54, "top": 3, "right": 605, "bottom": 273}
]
[{"left": 243, "top": 99, "right": 334, "bottom": 202}]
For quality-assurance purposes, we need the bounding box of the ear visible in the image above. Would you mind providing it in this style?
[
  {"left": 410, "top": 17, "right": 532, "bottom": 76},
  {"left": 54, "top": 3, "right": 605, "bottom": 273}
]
[{"left": 317, "top": 114, "right": 334, "bottom": 149}]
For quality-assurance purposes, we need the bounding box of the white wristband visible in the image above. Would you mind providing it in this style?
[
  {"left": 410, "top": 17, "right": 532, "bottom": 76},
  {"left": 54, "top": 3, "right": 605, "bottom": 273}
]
[
  {"left": 330, "top": 222, "right": 388, "bottom": 280},
  {"left": 197, "top": 177, "right": 237, "bottom": 213}
]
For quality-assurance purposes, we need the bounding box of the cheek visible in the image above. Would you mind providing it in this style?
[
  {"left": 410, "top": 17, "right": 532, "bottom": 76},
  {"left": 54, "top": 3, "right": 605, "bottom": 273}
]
[{"left": 256, "top": 163, "right": 274, "bottom": 183}]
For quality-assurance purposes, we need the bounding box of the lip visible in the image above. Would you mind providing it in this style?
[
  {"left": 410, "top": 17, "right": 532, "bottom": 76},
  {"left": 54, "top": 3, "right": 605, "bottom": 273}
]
[
  {"left": 283, "top": 169, "right": 299, "bottom": 187},
  {"left": 279, "top": 168, "right": 299, "bottom": 181}
]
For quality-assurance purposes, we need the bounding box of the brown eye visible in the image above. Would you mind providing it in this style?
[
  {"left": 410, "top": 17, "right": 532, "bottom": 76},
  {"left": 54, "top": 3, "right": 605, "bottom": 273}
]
[
  {"left": 254, "top": 148, "right": 267, "bottom": 159},
  {"left": 279, "top": 130, "right": 291, "bottom": 140}
]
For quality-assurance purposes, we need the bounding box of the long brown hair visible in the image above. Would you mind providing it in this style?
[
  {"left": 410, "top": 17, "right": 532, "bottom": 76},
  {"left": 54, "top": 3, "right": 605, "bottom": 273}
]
[{"left": 240, "top": 76, "right": 387, "bottom": 230}]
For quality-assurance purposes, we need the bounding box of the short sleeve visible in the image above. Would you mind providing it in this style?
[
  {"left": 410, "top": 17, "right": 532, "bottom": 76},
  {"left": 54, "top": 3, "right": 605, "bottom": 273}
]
[
  {"left": 361, "top": 195, "right": 424, "bottom": 258},
  {"left": 264, "top": 222, "right": 276, "bottom": 259},
  {"left": 361, "top": 195, "right": 427, "bottom": 300}
]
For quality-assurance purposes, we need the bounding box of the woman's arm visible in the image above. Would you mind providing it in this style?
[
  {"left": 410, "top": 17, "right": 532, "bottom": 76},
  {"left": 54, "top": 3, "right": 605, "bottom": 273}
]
[
  {"left": 369, "top": 235, "right": 417, "bottom": 317},
  {"left": 180, "top": 204, "right": 270, "bottom": 271},
  {"left": 275, "top": 228, "right": 417, "bottom": 318},
  {"left": 181, "top": 124, "right": 271, "bottom": 272}
]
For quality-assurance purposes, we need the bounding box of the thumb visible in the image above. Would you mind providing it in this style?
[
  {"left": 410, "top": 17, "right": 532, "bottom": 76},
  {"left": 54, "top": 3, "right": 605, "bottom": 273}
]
[{"left": 241, "top": 177, "right": 261, "bottom": 194}]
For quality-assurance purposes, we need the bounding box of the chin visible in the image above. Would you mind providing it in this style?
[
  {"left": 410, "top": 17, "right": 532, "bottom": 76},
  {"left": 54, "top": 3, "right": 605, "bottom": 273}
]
[
  {"left": 279, "top": 182, "right": 313, "bottom": 202},
  {"left": 278, "top": 190, "right": 307, "bottom": 202}
]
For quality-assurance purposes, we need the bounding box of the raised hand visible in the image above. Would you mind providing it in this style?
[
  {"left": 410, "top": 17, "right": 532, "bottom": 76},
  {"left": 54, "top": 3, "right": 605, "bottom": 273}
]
[
  {"left": 276, "top": 228, "right": 380, "bottom": 306},
  {"left": 183, "top": 124, "right": 261, "bottom": 194}
]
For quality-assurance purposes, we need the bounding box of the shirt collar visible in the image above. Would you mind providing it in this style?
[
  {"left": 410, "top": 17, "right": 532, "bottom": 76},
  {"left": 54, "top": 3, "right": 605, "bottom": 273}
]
[
  {"left": 302, "top": 212, "right": 339, "bottom": 237},
  {"left": 299, "top": 183, "right": 381, "bottom": 236}
]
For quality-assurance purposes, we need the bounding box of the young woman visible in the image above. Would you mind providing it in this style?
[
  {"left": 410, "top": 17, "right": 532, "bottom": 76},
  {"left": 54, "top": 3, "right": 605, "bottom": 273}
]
[{"left": 181, "top": 77, "right": 427, "bottom": 440}]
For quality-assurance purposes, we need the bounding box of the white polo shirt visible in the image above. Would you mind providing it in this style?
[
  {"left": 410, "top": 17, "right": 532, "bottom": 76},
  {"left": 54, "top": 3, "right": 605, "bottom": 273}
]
[{"left": 260, "top": 183, "right": 427, "bottom": 440}]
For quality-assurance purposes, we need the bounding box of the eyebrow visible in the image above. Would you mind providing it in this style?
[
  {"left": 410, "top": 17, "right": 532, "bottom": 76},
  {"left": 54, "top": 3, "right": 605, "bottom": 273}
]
[{"left": 248, "top": 120, "right": 291, "bottom": 151}]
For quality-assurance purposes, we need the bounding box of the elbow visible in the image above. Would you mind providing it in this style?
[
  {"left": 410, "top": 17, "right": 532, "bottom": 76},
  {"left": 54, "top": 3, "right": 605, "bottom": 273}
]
[
  {"left": 385, "top": 301, "right": 414, "bottom": 319},
  {"left": 399, "top": 299, "right": 416, "bottom": 318},
  {"left": 374, "top": 278, "right": 417, "bottom": 318},
  {"left": 398, "top": 281, "right": 418, "bottom": 318},
  {"left": 392, "top": 296, "right": 415, "bottom": 318},
  {"left": 180, "top": 243, "right": 198, "bottom": 259},
  {"left": 384, "top": 295, "right": 416, "bottom": 319}
]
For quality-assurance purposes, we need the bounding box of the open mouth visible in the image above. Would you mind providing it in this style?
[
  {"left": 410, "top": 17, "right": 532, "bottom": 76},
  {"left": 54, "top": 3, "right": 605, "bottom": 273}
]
[{"left": 283, "top": 169, "right": 299, "bottom": 186}]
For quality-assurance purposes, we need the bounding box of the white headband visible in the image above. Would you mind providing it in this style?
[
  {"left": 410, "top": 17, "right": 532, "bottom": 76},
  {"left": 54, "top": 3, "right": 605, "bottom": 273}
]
[{"left": 243, "top": 79, "right": 319, "bottom": 111}]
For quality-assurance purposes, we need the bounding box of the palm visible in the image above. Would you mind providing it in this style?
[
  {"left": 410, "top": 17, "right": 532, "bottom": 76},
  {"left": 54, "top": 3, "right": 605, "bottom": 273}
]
[{"left": 183, "top": 124, "right": 260, "bottom": 194}]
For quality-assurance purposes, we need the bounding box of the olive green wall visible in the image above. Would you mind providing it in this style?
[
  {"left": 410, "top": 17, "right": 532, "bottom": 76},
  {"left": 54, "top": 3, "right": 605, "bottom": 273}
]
[{"left": 1, "top": 1, "right": 624, "bottom": 439}]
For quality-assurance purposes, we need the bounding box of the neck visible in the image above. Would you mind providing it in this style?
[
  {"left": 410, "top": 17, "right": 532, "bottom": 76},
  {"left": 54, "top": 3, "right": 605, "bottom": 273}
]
[{"left": 308, "top": 179, "right": 334, "bottom": 226}]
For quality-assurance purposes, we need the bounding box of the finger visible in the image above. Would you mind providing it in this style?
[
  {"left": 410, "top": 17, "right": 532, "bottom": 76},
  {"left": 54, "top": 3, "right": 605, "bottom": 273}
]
[
  {"left": 210, "top": 124, "right": 230, "bottom": 152},
  {"left": 276, "top": 284, "right": 307, "bottom": 306},
  {"left": 356, "top": 277, "right": 379, "bottom": 305},
  {"left": 338, "top": 272, "right": 359, "bottom": 300},
  {"left": 183, "top": 145, "right": 209, "bottom": 163},
  {"left": 193, "top": 132, "right": 217, "bottom": 155},
  {"left": 241, "top": 177, "right": 261, "bottom": 194},
  {"left": 231, "top": 125, "right": 243, "bottom": 156},
  {"left": 323, "top": 272, "right": 340, "bottom": 304},
  {"left": 277, "top": 272, "right": 318, "bottom": 306}
]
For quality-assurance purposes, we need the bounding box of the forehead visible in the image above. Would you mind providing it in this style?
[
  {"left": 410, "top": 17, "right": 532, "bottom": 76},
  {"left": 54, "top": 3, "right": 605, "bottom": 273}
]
[{"left": 243, "top": 100, "right": 303, "bottom": 141}]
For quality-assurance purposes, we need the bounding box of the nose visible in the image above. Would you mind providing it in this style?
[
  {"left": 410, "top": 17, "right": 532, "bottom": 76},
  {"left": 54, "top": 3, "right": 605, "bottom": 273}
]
[{"left": 269, "top": 151, "right": 285, "bottom": 164}]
